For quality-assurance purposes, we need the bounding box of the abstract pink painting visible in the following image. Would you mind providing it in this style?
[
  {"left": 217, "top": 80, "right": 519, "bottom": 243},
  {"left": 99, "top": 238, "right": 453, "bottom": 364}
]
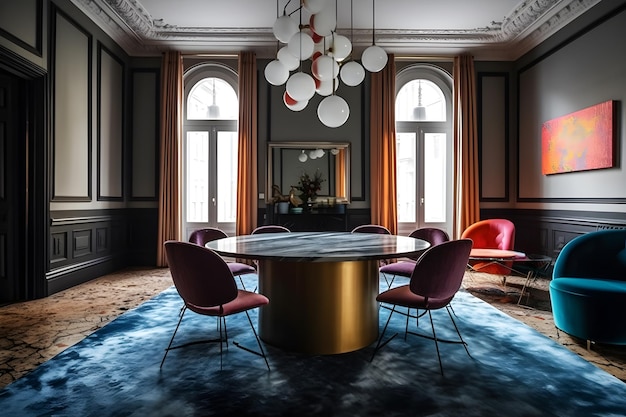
[{"left": 541, "top": 100, "right": 615, "bottom": 175}]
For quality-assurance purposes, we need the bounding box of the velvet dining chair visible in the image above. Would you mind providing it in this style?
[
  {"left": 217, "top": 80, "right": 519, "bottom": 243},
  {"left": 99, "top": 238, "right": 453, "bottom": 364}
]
[
  {"left": 251, "top": 225, "right": 291, "bottom": 234},
  {"left": 370, "top": 239, "right": 473, "bottom": 376},
  {"left": 379, "top": 227, "right": 450, "bottom": 289},
  {"left": 249, "top": 225, "right": 291, "bottom": 281},
  {"left": 351, "top": 224, "right": 392, "bottom": 266},
  {"left": 161, "top": 241, "right": 270, "bottom": 370},
  {"left": 351, "top": 224, "right": 391, "bottom": 235},
  {"left": 188, "top": 227, "right": 257, "bottom": 290}
]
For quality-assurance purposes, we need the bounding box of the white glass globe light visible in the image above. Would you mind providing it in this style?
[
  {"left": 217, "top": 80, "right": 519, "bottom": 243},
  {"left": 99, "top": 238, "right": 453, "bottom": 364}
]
[
  {"left": 264, "top": 60, "right": 289, "bottom": 86},
  {"left": 316, "top": 148, "right": 325, "bottom": 158},
  {"left": 278, "top": 46, "right": 299, "bottom": 71},
  {"left": 286, "top": 100, "right": 308, "bottom": 112},
  {"left": 298, "top": 150, "right": 308, "bottom": 162},
  {"left": 340, "top": 61, "right": 365, "bottom": 86},
  {"left": 315, "top": 78, "right": 338, "bottom": 96},
  {"left": 303, "top": 0, "right": 327, "bottom": 14},
  {"left": 362, "top": 45, "right": 388, "bottom": 73},
  {"left": 273, "top": 15, "right": 299, "bottom": 43},
  {"left": 286, "top": 72, "right": 316, "bottom": 102},
  {"left": 310, "top": 7, "right": 336, "bottom": 37},
  {"left": 309, "top": 150, "right": 318, "bottom": 159},
  {"left": 310, "top": 30, "right": 323, "bottom": 44},
  {"left": 287, "top": 32, "right": 314, "bottom": 61},
  {"left": 318, "top": 95, "right": 350, "bottom": 128},
  {"left": 331, "top": 35, "right": 352, "bottom": 62},
  {"left": 283, "top": 91, "right": 308, "bottom": 111},
  {"left": 311, "top": 55, "right": 338, "bottom": 81},
  {"left": 313, "top": 36, "right": 332, "bottom": 56}
]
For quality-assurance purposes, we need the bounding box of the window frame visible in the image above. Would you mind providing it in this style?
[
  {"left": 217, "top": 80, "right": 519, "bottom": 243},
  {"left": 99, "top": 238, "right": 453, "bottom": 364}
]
[
  {"left": 182, "top": 63, "right": 239, "bottom": 238},
  {"left": 395, "top": 64, "right": 453, "bottom": 236}
]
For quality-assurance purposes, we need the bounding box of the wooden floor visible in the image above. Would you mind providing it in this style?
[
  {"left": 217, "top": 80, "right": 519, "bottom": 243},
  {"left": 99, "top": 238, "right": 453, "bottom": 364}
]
[{"left": 0, "top": 266, "right": 624, "bottom": 389}]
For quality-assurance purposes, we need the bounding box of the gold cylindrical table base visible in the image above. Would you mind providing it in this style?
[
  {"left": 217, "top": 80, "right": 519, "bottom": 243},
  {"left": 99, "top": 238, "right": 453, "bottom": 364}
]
[{"left": 258, "top": 259, "right": 379, "bottom": 355}]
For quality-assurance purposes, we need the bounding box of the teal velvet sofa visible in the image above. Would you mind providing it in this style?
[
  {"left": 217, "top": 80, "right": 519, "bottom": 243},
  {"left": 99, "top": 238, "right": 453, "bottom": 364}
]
[{"left": 549, "top": 229, "right": 626, "bottom": 345}]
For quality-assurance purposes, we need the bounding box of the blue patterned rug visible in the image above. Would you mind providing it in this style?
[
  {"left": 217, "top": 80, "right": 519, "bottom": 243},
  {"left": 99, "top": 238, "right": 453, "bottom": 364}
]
[{"left": 1, "top": 274, "right": 625, "bottom": 416}]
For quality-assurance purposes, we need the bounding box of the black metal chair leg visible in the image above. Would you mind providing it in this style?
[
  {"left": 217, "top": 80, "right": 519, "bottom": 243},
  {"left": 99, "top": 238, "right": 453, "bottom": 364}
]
[
  {"left": 370, "top": 305, "right": 398, "bottom": 362},
  {"left": 160, "top": 307, "right": 187, "bottom": 368},
  {"left": 446, "top": 306, "right": 470, "bottom": 357},
  {"left": 427, "top": 310, "right": 444, "bottom": 376},
  {"left": 233, "top": 311, "right": 271, "bottom": 371}
]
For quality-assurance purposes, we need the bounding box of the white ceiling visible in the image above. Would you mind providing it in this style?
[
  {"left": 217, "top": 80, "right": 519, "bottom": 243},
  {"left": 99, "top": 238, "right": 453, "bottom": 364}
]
[{"left": 71, "top": 0, "right": 602, "bottom": 60}]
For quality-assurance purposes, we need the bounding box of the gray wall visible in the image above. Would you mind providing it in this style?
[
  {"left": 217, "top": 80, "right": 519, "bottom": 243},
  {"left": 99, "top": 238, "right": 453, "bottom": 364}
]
[
  {"left": 514, "top": 4, "right": 626, "bottom": 210},
  {"left": 258, "top": 66, "right": 369, "bottom": 208}
]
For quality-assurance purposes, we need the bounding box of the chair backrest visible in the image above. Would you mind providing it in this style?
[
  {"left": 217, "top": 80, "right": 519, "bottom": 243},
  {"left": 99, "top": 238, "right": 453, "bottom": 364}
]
[
  {"left": 409, "top": 227, "right": 450, "bottom": 246},
  {"left": 409, "top": 239, "right": 473, "bottom": 301},
  {"left": 460, "top": 219, "right": 515, "bottom": 250},
  {"left": 351, "top": 224, "right": 391, "bottom": 234},
  {"left": 164, "top": 241, "right": 238, "bottom": 308},
  {"left": 252, "top": 225, "right": 291, "bottom": 234},
  {"left": 407, "top": 228, "right": 450, "bottom": 260},
  {"left": 189, "top": 227, "right": 228, "bottom": 246},
  {"left": 553, "top": 229, "right": 626, "bottom": 282}
]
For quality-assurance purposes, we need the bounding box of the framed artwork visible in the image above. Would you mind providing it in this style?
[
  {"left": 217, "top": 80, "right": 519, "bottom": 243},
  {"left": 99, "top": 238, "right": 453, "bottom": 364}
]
[{"left": 541, "top": 100, "right": 615, "bottom": 175}]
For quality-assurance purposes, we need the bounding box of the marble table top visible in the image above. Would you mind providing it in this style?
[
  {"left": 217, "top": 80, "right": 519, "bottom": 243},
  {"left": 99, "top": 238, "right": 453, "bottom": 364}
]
[{"left": 205, "top": 231, "right": 430, "bottom": 262}]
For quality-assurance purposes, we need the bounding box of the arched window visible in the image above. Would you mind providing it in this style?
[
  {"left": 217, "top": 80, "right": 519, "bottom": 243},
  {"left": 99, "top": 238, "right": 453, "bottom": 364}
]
[
  {"left": 187, "top": 77, "right": 238, "bottom": 120},
  {"left": 183, "top": 64, "right": 239, "bottom": 237},
  {"left": 395, "top": 64, "right": 453, "bottom": 236},
  {"left": 396, "top": 79, "right": 446, "bottom": 122}
]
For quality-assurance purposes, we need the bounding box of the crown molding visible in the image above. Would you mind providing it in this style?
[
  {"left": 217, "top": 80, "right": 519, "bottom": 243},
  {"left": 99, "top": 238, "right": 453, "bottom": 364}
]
[{"left": 70, "top": 0, "right": 601, "bottom": 59}]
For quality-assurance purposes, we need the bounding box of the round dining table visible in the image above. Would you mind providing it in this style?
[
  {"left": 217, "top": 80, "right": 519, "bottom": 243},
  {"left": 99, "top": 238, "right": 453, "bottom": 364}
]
[{"left": 205, "top": 231, "right": 430, "bottom": 355}]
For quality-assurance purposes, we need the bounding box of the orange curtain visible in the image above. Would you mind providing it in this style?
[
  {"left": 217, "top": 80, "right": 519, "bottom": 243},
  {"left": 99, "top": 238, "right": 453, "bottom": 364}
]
[
  {"left": 453, "top": 54, "right": 480, "bottom": 238},
  {"left": 369, "top": 54, "right": 398, "bottom": 235},
  {"left": 335, "top": 149, "right": 346, "bottom": 198},
  {"left": 156, "top": 51, "right": 184, "bottom": 266},
  {"left": 236, "top": 51, "right": 258, "bottom": 236}
]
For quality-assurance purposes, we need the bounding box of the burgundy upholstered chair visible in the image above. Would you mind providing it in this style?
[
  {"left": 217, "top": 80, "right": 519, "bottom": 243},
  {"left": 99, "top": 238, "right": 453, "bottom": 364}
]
[
  {"left": 460, "top": 219, "right": 516, "bottom": 275},
  {"left": 351, "top": 224, "right": 391, "bottom": 234},
  {"left": 370, "top": 239, "right": 473, "bottom": 375},
  {"left": 379, "top": 227, "right": 450, "bottom": 289},
  {"left": 162, "top": 241, "right": 270, "bottom": 370},
  {"left": 188, "top": 227, "right": 257, "bottom": 290},
  {"left": 251, "top": 225, "right": 291, "bottom": 234},
  {"left": 351, "top": 224, "right": 392, "bottom": 266}
]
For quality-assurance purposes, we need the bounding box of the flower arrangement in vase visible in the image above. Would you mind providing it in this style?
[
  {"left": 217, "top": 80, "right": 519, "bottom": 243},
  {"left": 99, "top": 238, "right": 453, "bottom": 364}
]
[{"left": 294, "top": 169, "right": 325, "bottom": 203}]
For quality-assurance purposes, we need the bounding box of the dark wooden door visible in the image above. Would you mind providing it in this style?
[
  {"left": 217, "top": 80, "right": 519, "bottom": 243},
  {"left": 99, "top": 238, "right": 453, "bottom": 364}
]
[{"left": 0, "top": 71, "right": 26, "bottom": 302}]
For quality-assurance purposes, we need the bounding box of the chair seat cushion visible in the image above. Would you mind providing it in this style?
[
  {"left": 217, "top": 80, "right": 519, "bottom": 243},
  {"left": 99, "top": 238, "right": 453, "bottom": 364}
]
[
  {"left": 550, "top": 278, "right": 626, "bottom": 296},
  {"left": 549, "top": 278, "right": 626, "bottom": 344},
  {"left": 379, "top": 260, "right": 416, "bottom": 277},
  {"left": 187, "top": 290, "right": 269, "bottom": 316},
  {"left": 377, "top": 285, "right": 453, "bottom": 310},
  {"left": 228, "top": 262, "right": 256, "bottom": 276}
]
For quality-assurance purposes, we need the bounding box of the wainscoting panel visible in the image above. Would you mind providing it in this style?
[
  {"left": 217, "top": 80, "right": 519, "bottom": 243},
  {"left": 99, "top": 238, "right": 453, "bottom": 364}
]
[
  {"left": 72, "top": 229, "right": 92, "bottom": 258},
  {"left": 481, "top": 208, "right": 626, "bottom": 260},
  {"left": 130, "top": 69, "right": 158, "bottom": 200},
  {"left": 46, "top": 209, "right": 159, "bottom": 295},
  {"left": 478, "top": 73, "right": 509, "bottom": 202},
  {"left": 96, "top": 227, "right": 108, "bottom": 253},
  {"left": 50, "top": 232, "right": 67, "bottom": 264},
  {"left": 0, "top": 0, "right": 42, "bottom": 58},
  {"left": 51, "top": 8, "right": 92, "bottom": 201},
  {"left": 97, "top": 42, "right": 124, "bottom": 201}
]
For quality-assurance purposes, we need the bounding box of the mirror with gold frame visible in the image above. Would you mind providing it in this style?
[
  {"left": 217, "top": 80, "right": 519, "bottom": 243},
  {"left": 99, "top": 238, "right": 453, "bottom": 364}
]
[{"left": 266, "top": 142, "right": 350, "bottom": 204}]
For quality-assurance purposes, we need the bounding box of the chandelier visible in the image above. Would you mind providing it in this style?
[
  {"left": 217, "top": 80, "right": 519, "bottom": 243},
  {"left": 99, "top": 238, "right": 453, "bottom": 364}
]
[{"left": 264, "top": 0, "right": 388, "bottom": 128}]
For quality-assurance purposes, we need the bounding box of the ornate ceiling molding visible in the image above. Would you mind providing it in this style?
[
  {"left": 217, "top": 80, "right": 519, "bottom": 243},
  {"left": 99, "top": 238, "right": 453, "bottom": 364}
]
[{"left": 70, "top": 0, "right": 600, "bottom": 59}]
